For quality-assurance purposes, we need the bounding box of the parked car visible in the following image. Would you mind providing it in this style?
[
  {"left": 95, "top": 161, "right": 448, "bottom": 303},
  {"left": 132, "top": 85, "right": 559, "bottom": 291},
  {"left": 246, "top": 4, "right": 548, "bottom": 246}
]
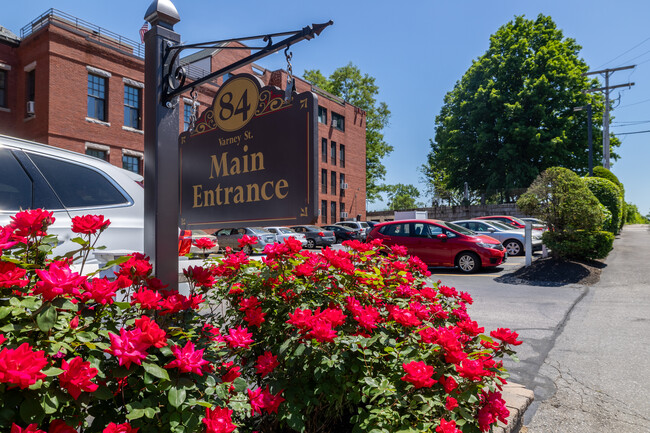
[
  {"left": 289, "top": 225, "right": 336, "bottom": 249},
  {"left": 366, "top": 219, "right": 506, "bottom": 273},
  {"left": 264, "top": 226, "right": 308, "bottom": 247},
  {"left": 474, "top": 215, "right": 546, "bottom": 232},
  {"left": 0, "top": 134, "right": 144, "bottom": 261},
  {"left": 182, "top": 230, "right": 220, "bottom": 258},
  {"left": 474, "top": 215, "right": 527, "bottom": 229},
  {"left": 334, "top": 221, "right": 371, "bottom": 240},
  {"left": 520, "top": 217, "right": 548, "bottom": 230},
  {"left": 452, "top": 220, "right": 542, "bottom": 256},
  {"left": 321, "top": 225, "right": 360, "bottom": 244},
  {"left": 214, "top": 227, "right": 277, "bottom": 254}
]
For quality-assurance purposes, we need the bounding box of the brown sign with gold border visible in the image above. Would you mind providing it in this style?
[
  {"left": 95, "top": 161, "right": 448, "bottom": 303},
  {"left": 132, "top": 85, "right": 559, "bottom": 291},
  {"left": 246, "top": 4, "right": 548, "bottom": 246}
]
[{"left": 179, "top": 74, "right": 318, "bottom": 229}]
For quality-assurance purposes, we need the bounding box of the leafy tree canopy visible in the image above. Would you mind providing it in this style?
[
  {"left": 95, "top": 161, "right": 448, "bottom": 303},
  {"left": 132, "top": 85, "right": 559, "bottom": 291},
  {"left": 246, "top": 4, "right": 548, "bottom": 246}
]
[
  {"left": 304, "top": 63, "right": 392, "bottom": 202},
  {"left": 423, "top": 14, "right": 620, "bottom": 201},
  {"left": 385, "top": 183, "right": 423, "bottom": 210}
]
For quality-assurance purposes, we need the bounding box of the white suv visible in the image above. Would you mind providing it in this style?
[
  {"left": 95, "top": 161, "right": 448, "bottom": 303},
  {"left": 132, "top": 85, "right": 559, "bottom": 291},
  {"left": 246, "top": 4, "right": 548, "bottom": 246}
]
[
  {"left": 334, "top": 220, "right": 371, "bottom": 241},
  {"left": 0, "top": 135, "right": 144, "bottom": 260}
]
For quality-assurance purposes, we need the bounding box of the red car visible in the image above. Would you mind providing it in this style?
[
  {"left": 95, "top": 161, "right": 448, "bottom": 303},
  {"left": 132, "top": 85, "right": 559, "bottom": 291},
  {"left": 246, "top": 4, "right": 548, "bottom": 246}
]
[
  {"left": 474, "top": 215, "right": 526, "bottom": 229},
  {"left": 367, "top": 219, "right": 506, "bottom": 273}
]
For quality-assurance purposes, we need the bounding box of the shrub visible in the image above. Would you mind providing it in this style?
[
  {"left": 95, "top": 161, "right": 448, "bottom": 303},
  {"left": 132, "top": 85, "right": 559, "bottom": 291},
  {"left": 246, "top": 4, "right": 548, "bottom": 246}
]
[
  {"left": 624, "top": 202, "right": 650, "bottom": 224},
  {"left": 517, "top": 167, "right": 603, "bottom": 232},
  {"left": 583, "top": 177, "right": 622, "bottom": 234},
  {"left": 591, "top": 166, "right": 625, "bottom": 230},
  {"left": 0, "top": 210, "right": 518, "bottom": 433},
  {"left": 542, "top": 230, "right": 614, "bottom": 260}
]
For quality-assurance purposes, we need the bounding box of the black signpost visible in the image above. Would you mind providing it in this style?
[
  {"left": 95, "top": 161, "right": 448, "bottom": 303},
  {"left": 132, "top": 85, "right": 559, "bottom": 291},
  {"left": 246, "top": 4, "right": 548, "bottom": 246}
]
[{"left": 143, "top": 0, "right": 330, "bottom": 290}]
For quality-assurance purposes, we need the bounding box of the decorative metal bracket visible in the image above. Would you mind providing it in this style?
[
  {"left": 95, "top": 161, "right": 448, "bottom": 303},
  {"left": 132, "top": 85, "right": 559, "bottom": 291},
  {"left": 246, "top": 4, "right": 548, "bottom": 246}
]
[{"left": 161, "top": 21, "right": 333, "bottom": 106}]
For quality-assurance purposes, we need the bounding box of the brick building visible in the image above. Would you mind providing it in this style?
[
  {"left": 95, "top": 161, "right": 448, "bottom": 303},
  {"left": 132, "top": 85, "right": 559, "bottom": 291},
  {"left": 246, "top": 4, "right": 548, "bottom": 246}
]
[{"left": 0, "top": 9, "right": 367, "bottom": 223}]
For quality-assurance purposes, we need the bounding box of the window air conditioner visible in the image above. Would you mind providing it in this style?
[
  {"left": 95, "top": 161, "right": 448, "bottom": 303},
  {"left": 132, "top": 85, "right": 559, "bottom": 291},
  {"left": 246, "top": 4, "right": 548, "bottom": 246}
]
[
  {"left": 341, "top": 183, "right": 348, "bottom": 190},
  {"left": 340, "top": 212, "right": 348, "bottom": 219},
  {"left": 26, "top": 101, "right": 35, "bottom": 115}
]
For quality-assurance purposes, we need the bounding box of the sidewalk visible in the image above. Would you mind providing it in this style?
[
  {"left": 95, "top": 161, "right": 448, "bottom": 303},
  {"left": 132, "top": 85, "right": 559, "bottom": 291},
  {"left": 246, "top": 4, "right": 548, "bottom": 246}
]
[{"left": 497, "top": 383, "right": 535, "bottom": 433}]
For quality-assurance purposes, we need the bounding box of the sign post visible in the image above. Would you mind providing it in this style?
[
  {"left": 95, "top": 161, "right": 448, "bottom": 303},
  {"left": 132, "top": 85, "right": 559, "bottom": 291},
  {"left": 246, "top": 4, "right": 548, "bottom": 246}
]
[{"left": 143, "top": 0, "right": 181, "bottom": 291}]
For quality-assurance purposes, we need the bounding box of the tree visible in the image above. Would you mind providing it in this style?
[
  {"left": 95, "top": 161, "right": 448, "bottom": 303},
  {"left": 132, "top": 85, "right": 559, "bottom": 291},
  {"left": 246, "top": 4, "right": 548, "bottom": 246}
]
[
  {"left": 385, "top": 184, "right": 422, "bottom": 210},
  {"left": 303, "top": 64, "right": 392, "bottom": 202},
  {"left": 423, "top": 14, "right": 620, "bottom": 202}
]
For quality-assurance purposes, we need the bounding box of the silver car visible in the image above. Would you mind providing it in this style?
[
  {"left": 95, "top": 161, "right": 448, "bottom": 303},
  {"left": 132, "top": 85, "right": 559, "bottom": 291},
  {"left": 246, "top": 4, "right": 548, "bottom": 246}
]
[
  {"left": 451, "top": 219, "right": 542, "bottom": 256},
  {"left": 263, "top": 226, "right": 308, "bottom": 247},
  {"left": 214, "top": 227, "right": 277, "bottom": 254}
]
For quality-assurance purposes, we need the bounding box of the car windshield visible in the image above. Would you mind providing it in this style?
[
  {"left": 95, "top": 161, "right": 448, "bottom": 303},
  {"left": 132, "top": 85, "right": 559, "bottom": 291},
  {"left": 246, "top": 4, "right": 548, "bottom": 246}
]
[
  {"left": 511, "top": 216, "right": 527, "bottom": 225},
  {"left": 360, "top": 222, "right": 369, "bottom": 228},
  {"left": 249, "top": 227, "right": 271, "bottom": 234},
  {"left": 489, "top": 221, "right": 517, "bottom": 230},
  {"left": 438, "top": 221, "right": 475, "bottom": 236},
  {"left": 305, "top": 225, "right": 321, "bottom": 231},
  {"left": 278, "top": 228, "right": 294, "bottom": 234}
]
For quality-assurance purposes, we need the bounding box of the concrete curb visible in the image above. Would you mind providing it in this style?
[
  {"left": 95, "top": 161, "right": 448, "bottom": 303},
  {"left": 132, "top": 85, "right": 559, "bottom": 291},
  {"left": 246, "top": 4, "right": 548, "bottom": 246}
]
[{"left": 493, "top": 382, "right": 534, "bottom": 433}]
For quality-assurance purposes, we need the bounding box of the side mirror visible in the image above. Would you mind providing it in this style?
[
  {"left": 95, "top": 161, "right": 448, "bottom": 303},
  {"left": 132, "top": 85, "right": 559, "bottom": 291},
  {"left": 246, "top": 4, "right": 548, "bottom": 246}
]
[
  {"left": 487, "top": 228, "right": 495, "bottom": 233},
  {"left": 436, "top": 233, "right": 448, "bottom": 241}
]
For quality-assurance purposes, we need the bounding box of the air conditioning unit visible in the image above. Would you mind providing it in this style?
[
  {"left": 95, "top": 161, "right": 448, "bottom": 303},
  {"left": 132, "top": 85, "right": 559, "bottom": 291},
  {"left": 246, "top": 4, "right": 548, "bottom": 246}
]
[
  {"left": 341, "top": 183, "right": 348, "bottom": 190},
  {"left": 340, "top": 211, "right": 348, "bottom": 219},
  {"left": 26, "top": 101, "right": 35, "bottom": 115}
]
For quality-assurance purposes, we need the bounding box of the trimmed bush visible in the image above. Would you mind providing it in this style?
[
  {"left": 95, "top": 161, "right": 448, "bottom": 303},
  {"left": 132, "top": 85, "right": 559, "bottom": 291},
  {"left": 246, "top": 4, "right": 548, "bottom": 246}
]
[
  {"left": 583, "top": 177, "right": 622, "bottom": 234},
  {"left": 517, "top": 167, "right": 603, "bottom": 232},
  {"left": 592, "top": 166, "right": 625, "bottom": 231},
  {"left": 542, "top": 230, "right": 614, "bottom": 260}
]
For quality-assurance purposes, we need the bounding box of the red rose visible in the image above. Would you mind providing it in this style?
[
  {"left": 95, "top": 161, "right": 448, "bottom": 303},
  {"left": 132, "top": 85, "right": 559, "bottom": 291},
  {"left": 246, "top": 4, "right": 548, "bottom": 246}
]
[
  {"left": 435, "top": 418, "right": 462, "bottom": 433},
  {"left": 103, "top": 422, "right": 139, "bottom": 433},
  {"left": 401, "top": 361, "right": 436, "bottom": 389},
  {"left": 193, "top": 237, "right": 216, "bottom": 250},
  {"left": 71, "top": 214, "right": 111, "bottom": 235},
  {"left": 10, "top": 209, "right": 54, "bottom": 238},
  {"left": 59, "top": 356, "right": 99, "bottom": 399},
  {"left": 490, "top": 328, "right": 523, "bottom": 346},
  {"left": 202, "top": 406, "right": 236, "bottom": 433}
]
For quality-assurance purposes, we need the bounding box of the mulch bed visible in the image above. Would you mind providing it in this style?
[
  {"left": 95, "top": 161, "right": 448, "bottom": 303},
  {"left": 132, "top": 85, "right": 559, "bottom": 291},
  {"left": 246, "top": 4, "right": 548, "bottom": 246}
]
[{"left": 495, "top": 257, "right": 606, "bottom": 286}]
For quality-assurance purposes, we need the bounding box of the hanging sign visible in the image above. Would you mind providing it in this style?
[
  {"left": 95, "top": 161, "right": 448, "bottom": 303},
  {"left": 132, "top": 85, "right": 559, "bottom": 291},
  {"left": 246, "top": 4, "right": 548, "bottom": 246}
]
[{"left": 179, "top": 74, "right": 318, "bottom": 229}]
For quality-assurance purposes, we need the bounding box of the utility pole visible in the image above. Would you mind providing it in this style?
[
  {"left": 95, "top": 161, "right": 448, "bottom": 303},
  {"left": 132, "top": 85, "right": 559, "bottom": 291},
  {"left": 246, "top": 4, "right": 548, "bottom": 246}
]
[{"left": 583, "top": 65, "right": 635, "bottom": 169}]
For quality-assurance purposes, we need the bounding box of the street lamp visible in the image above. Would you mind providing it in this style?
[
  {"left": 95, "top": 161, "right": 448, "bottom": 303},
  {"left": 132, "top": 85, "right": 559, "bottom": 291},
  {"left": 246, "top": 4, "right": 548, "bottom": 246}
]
[{"left": 574, "top": 104, "right": 593, "bottom": 176}]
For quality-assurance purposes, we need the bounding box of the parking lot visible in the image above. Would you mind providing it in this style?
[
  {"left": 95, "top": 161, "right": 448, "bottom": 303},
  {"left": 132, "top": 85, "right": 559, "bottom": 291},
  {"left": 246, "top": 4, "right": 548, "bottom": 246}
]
[{"left": 428, "top": 251, "right": 544, "bottom": 279}]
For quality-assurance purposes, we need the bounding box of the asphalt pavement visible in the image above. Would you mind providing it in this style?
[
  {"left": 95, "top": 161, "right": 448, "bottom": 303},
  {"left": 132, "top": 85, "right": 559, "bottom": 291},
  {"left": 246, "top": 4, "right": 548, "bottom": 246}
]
[{"left": 431, "top": 226, "right": 650, "bottom": 432}]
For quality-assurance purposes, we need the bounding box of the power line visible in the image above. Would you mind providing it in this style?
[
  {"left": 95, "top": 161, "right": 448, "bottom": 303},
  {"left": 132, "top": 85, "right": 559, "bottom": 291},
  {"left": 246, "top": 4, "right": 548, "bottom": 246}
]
[
  {"left": 599, "top": 35, "right": 650, "bottom": 68},
  {"left": 618, "top": 96, "right": 650, "bottom": 109},
  {"left": 614, "top": 129, "right": 650, "bottom": 136}
]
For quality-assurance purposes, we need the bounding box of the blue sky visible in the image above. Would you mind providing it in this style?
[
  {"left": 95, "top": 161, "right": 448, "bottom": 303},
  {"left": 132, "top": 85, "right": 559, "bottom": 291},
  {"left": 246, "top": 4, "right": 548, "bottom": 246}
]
[{"left": 4, "top": 1, "right": 650, "bottom": 216}]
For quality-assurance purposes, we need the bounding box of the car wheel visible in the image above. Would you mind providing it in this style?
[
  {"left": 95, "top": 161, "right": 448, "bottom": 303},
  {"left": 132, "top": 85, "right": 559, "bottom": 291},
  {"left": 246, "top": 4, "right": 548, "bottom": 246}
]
[
  {"left": 242, "top": 245, "right": 252, "bottom": 255},
  {"left": 504, "top": 239, "right": 523, "bottom": 256},
  {"left": 306, "top": 239, "right": 316, "bottom": 249},
  {"left": 456, "top": 252, "right": 480, "bottom": 274}
]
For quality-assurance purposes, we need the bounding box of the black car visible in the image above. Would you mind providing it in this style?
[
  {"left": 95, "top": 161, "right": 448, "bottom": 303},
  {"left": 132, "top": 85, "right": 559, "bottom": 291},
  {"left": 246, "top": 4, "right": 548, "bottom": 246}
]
[
  {"left": 321, "top": 225, "right": 360, "bottom": 244},
  {"left": 289, "top": 225, "right": 336, "bottom": 249}
]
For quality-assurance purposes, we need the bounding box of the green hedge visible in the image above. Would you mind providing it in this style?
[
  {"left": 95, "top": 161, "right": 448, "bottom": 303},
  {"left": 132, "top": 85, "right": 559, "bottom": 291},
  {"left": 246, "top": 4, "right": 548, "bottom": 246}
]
[
  {"left": 583, "top": 177, "right": 622, "bottom": 234},
  {"left": 592, "top": 166, "right": 625, "bottom": 230},
  {"left": 542, "top": 230, "right": 614, "bottom": 260}
]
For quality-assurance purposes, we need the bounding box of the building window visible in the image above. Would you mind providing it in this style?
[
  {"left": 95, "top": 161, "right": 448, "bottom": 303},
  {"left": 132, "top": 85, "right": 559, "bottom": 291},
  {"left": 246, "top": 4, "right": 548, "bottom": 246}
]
[
  {"left": 122, "top": 154, "right": 141, "bottom": 174},
  {"left": 340, "top": 144, "right": 345, "bottom": 168},
  {"left": 321, "top": 169, "right": 327, "bottom": 194},
  {"left": 340, "top": 173, "right": 346, "bottom": 197},
  {"left": 330, "top": 141, "right": 336, "bottom": 165},
  {"left": 0, "top": 70, "right": 6, "bottom": 108},
  {"left": 86, "top": 148, "right": 107, "bottom": 161},
  {"left": 331, "top": 112, "right": 345, "bottom": 131},
  {"left": 321, "top": 200, "right": 328, "bottom": 224},
  {"left": 331, "top": 171, "right": 336, "bottom": 196},
  {"left": 184, "top": 103, "right": 193, "bottom": 131},
  {"left": 330, "top": 201, "right": 337, "bottom": 223},
  {"left": 318, "top": 106, "right": 327, "bottom": 124},
  {"left": 88, "top": 74, "right": 107, "bottom": 121},
  {"left": 26, "top": 69, "right": 36, "bottom": 115},
  {"left": 321, "top": 138, "right": 327, "bottom": 161},
  {"left": 124, "top": 85, "right": 141, "bottom": 129}
]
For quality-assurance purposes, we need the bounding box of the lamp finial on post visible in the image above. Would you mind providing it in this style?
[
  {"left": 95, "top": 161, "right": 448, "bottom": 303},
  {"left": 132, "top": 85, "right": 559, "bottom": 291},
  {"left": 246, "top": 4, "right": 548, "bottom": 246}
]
[{"left": 144, "top": 0, "right": 180, "bottom": 29}]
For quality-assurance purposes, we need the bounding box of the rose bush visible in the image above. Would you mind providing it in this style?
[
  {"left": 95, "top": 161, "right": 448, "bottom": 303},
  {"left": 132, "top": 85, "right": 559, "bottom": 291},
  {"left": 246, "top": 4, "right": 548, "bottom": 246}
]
[{"left": 0, "top": 209, "right": 519, "bottom": 433}]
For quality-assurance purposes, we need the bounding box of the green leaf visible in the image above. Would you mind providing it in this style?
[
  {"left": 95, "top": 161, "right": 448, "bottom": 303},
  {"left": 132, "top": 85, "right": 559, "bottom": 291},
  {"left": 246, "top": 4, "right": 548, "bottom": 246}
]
[
  {"left": 94, "top": 385, "right": 114, "bottom": 400},
  {"left": 143, "top": 362, "right": 171, "bottom": 381},
  {"left": 126, "top": 408, "right": 145, "bottom": 420},
  {"left": 0, "top": 307, "right": 11, "bottom": 320},
  {"left": 168, "top": 386, "right": 187, "bottom": 408},
  {"left": 144, "top": 407, "right": 157, "bottom": 419},
  {"left": 70, "top": 237, "right": 88, "bottom": 245},
  {"left": 232, "top": 377, "right": 247, "bottom": 393},
  {"left": 37, "top": 244, "right": 53, "bottom": 253},
  {"left": 42, "top": 367, "right": 64, "bottom": 377},
  {"left": 41, "top": 391, "right": 59, "bottom": 415},
  {"left": 52, "top": 298, "right": 77, "bottom": 311},
  {"left": 36, "top": 304, "right": 57, "bottom": 332},
  {"left": 20, "top": 397, "right": 45, "bottom": 424},
  {"left": 76, "top": 332, "right": 97, "bottom": 343}
]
